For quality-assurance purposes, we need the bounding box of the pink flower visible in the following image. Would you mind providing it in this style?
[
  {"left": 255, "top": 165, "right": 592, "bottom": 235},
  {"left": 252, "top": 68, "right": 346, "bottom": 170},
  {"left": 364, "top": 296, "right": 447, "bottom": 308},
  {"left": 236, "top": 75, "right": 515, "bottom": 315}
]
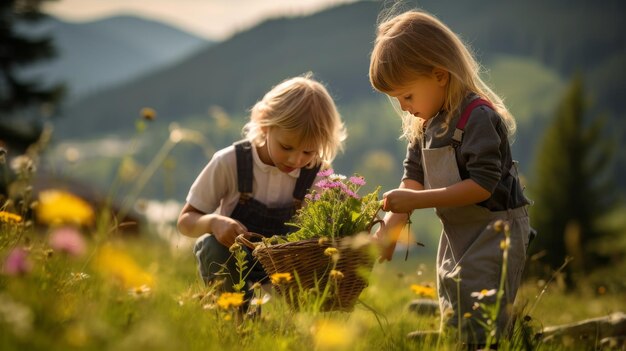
[
  {"left": 349, "top": 176, "right": 366, "bottom": 186},
  {"left": 3, "top": 248, "right": 32, "bottom": 276},
  {"left": 317, "top": 168, "right": 334, "bottom": 177},
  {"left": 315, "top": 179, "right": 342, "bottom": 189},
  {"left": 49, "top": 227, "right": 86, "bottom": 257},
  {"left": 342, "top": 189, "right": 360, "bottom": 199}
]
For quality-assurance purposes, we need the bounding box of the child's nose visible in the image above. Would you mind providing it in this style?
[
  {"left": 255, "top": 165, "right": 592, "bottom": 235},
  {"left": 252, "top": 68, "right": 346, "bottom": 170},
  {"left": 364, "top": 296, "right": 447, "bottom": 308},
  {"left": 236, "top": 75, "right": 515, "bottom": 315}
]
[{"left": 289, "top": 152, "right": 305, "bottom": 166}]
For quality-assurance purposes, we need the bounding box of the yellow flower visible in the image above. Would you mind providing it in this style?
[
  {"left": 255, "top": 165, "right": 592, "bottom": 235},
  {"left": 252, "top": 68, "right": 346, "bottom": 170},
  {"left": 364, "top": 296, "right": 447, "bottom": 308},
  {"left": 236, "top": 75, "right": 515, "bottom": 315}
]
[
  {"left": 493, "top": 220, "right": 505, "bottom": 232},
  {"left": 463, "top": 312, "right": 472, "bottom": 319},
  {"left": 500, "top": 237, "right": 510, "bottom": 251},
  {"left": 312, "top": 319, "right": 354, "bottom": 350},
  {"left": 36, "top": 190, "right": 94, "bottom": 227},
  {"left": 0, "top": 211, "right": 22, "bottom": 224},
  {"left": 216, "top": 292, "right": 244, "bottom": 309},
  {"left": 323, "top": 247, "right": 338, "bottom": 256},
  {"left": 92, "top": 244, "right": 154, "bottom": 289},
  {"left": 323, "top": 247, "right": 340, "bottom": 262},
  {"left": 410, "top": 284, "right": 436, "bottom": 299},
  {"left": 270, "top": 272, "right": 292, "bottom": 285},
  {"left": 140, "top": 107, "right": 156, "bottom": 121},
  {"left": 330, "top": 269, "right": 344, "bottom": 280}
]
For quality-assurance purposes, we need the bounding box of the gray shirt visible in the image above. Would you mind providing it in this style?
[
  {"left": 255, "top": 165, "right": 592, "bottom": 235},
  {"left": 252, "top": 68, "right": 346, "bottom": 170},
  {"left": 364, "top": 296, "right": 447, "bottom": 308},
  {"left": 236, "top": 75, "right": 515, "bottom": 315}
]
[{"left": 403, "top": 94, "right": 530, "bottom": 211}]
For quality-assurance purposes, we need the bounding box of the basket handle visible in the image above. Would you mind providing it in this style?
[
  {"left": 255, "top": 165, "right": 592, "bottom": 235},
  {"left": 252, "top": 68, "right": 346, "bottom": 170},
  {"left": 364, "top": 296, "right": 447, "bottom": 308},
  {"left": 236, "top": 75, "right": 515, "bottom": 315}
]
[
  {"left": 235, "top": 232, "right": 265, "bottom": 250},
  {"left": 366, "top": 203, "right": 386, "bottom": 233}
]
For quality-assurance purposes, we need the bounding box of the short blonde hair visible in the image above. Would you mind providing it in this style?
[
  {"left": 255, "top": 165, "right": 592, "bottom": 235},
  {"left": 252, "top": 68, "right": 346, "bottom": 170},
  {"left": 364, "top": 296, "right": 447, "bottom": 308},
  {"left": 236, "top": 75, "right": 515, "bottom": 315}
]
[
  {"left": 369, "top": 10, "right": 516, "bottom": 142},
  {"left": 243, "top": 73, "right": 346, "bottom": 164}
]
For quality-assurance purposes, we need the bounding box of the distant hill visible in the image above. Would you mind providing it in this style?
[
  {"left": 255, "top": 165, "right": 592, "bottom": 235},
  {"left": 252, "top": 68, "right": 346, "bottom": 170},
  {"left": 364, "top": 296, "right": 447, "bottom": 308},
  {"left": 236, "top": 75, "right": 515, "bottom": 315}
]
[
  {"left": 53, "top": 0, "right": 625, "bottom": 138},
  {"left": 46, "top": 0, "right": 626, "bottom": 195},
  {"left": 20, "top": 15, "right": 212, "bottom": 100}
]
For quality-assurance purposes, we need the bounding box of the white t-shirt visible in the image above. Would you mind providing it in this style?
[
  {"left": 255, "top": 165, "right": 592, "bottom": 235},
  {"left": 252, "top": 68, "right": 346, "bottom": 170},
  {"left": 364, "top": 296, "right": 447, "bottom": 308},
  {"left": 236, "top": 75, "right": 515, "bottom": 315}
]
[{"left": 186, "top": 143, "right": 315, "bottom": 216}]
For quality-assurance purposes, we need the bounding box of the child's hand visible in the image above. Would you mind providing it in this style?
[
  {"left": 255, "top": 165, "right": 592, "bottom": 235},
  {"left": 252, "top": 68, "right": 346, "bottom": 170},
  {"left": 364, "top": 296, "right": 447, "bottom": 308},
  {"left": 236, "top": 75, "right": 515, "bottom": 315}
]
[
  {"left": 211, "top": 216, "right": 248, "bottom": 248},
  {"left": 372, "top": 226, "right": 397, "bottom": 262},
  {"left": 382, "top": 188, "right": 419, "bottom": 213}
]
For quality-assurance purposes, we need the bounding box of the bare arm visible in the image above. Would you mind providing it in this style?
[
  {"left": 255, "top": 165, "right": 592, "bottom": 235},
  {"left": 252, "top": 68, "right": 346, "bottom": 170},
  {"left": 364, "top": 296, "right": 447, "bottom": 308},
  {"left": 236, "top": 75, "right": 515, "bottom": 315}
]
[
  {"left": 373, "top": 179, "right": 423, "bottom": 262},
  {"left": 177, "top": 203, "right": 247, "bottom": 247}
]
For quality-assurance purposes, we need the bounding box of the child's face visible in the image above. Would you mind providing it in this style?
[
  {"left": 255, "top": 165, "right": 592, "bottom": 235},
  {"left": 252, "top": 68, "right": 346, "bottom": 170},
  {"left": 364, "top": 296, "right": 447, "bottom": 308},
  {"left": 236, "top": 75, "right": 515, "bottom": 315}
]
[
  {"left": 389, "top": 69, "right": 447, "bottom": 121},
  {"left": 260, "top": 127, "right": 318, "bottom": 173}
]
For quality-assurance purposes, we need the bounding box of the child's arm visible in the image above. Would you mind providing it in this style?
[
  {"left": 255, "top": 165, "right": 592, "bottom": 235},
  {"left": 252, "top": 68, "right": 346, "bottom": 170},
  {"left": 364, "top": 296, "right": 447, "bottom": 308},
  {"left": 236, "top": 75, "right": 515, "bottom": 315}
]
[
  {"left": 374, "top": 178, "right": 423, "bottom": 262},
  {"left": 177, "top": 203, "right": 248, "bottom": 248},
  {"left": 382, "top": 178, "right": 490, "bottom": 213}
]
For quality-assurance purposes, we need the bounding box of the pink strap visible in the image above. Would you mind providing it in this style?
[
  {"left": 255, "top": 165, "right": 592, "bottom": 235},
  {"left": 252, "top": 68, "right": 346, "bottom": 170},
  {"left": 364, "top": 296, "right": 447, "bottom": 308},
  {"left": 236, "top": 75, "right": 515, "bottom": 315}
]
[
  {"left": 457, "top": 98, "right": 493, "bottom": 130},
  {"left": 452, "top": 98, "right": 494, "bottom": 146}
]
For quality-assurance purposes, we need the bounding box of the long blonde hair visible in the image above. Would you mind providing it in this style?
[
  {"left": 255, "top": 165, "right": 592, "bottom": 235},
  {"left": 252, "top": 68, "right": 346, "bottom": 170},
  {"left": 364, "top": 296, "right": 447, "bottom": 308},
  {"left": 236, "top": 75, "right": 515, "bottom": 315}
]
[
  {"left": 243, "top": 72, "right": 347, "bottom": 164},
  {"left": 369, "top": 10, "right": 516, "bottom": 142}
]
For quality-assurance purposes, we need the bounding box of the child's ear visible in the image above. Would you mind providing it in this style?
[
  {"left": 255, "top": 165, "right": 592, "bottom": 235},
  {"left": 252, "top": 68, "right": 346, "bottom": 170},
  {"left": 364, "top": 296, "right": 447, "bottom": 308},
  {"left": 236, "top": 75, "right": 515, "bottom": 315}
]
[{"left": 433, "top": 67, "right": 449, "bottom": 86}]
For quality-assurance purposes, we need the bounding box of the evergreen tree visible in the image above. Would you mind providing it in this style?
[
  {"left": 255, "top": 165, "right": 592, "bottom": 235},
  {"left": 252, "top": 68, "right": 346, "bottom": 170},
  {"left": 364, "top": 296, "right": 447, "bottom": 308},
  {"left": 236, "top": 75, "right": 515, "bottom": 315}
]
[
  {"left": 529, "top": 75, "right": 617, "bottom": 284},
  {"left": 0, "top": 0, "right": 64, "bottom": 115}
]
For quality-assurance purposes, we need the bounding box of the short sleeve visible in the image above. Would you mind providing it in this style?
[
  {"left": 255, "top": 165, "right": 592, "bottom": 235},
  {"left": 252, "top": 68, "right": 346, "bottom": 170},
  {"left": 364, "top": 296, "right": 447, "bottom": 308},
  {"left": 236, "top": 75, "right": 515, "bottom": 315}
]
[
  {"left": 185, "top": 149, "right": 237, "bottom": 214},
  {"left": 402, "top": 140, "right": 424, "bottom": 184}
]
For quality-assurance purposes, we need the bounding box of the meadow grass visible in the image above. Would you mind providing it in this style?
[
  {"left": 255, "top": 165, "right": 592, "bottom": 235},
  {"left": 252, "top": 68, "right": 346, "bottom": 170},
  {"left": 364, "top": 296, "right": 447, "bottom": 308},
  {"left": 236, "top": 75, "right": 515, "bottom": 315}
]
[
  {"left": 2, "top": 120, "right": 624, "bottom": 351},
  {"left": 1, "top": 222, "right": 624, "bottom": 351}
]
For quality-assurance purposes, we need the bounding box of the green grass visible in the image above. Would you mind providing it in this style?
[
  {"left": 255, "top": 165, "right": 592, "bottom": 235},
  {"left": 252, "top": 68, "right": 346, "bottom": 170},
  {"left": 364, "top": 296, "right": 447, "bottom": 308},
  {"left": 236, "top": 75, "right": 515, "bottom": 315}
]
[{"left": 1, "top": 226, "right": 624, "bottom": 351}]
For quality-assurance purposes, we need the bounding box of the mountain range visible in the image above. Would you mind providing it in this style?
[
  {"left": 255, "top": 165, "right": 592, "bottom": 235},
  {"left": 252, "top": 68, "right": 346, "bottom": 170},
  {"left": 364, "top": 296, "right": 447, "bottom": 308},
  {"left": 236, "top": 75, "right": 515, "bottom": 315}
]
[
  {"left": 20, "top": 15, "right": 212, "bottom": 100},
  {"left": 51, "top": 0, "right": 625, "bottom": 137}
]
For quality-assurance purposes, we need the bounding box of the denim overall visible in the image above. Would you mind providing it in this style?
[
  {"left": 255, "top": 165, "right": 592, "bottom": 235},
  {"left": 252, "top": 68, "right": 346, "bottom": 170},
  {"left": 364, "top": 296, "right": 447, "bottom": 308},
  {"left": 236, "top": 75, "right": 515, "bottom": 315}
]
[
  {"left": 426, "top": 100, "right": 531, "bottom": 344},
  {"left": 194, "top": 140, "right": 320, "bottom": 295}
]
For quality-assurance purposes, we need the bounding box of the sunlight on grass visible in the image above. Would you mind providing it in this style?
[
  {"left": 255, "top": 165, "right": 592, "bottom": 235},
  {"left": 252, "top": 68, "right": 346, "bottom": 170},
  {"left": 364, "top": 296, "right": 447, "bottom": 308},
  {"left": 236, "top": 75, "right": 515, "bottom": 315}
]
[{"left": 1, "top": 108, "right": 624, "bottom": 351}]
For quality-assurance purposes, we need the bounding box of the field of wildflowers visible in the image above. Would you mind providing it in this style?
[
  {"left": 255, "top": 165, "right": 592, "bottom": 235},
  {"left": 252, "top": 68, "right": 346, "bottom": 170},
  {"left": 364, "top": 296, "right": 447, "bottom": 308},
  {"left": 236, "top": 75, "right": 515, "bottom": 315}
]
[{"left": 1, "top": 117, "right": 624, "bottom": 351}]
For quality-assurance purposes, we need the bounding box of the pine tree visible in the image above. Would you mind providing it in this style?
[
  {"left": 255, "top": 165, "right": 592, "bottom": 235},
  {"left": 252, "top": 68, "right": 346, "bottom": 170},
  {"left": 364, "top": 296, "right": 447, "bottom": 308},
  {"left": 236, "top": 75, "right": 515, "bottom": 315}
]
[
  {"left": 0, "top": 0, "right": 64, "bottom": 115},
  {"left": 529, "top": 75, "right": 617, "bottom": 284}
]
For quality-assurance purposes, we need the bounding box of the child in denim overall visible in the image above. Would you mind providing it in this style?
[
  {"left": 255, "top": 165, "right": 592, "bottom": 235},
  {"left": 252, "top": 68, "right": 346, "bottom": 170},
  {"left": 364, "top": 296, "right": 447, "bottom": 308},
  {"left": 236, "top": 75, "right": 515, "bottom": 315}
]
[
  {"left": 177, "top": 73, "right": 346, "bottom": 309},
  {"left": 369, "top": 10, "right": 531, "bottom": 349}
]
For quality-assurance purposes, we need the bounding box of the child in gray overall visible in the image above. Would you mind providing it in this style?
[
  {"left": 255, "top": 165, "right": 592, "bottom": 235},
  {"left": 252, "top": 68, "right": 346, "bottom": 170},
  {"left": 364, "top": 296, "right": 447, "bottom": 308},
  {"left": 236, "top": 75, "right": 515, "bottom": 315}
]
[
  {"left": 369, "top": 9, "right": 531, "bottom": 349},
  {"left": 177, "top": 73, "right": 346, "bottom": 310}
]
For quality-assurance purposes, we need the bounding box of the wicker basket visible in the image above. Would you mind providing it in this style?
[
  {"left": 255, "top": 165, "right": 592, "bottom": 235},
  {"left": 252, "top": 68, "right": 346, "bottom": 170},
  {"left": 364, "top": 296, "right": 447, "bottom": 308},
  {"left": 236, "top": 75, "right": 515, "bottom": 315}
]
[{"left": 237, "top": 232, "right": 376, "bottom": 312}]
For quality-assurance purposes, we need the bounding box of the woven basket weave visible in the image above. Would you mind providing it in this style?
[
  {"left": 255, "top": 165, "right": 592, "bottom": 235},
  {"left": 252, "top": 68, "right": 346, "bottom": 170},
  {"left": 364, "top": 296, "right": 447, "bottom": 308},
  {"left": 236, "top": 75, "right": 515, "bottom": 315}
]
[{"left": 237, "top": 233, "right": 375, "bottom": 312}]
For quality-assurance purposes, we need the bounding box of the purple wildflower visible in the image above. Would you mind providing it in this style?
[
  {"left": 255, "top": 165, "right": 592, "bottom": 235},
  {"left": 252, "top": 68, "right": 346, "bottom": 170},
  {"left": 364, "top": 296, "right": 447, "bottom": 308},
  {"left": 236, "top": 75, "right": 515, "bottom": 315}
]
[
  {"left": 343, "top": 189, "right": 361, "bottom": 199},
  {"left": 327, "top": 181, "right": 342, "bottom": 189},
  {"left": 349, "top": 176, "right": 366, "bottom": 186},
  {"left": 315, "top": 179, "right": 342, "bottom": 189},
  {"left": 315, "top": 179, "right": 331, "bottom": 189},
  {"left": 3, "top": 248, "right": 32, "bottom": 276},
  {"left": 49, "top": 227, "right": 86, "bottom": 257},
  {"left": 305, "top": 193, "right": 321, "bottom": 201},
  {"left": 317, "top": 168, "right": 334, "bottom": 177}
]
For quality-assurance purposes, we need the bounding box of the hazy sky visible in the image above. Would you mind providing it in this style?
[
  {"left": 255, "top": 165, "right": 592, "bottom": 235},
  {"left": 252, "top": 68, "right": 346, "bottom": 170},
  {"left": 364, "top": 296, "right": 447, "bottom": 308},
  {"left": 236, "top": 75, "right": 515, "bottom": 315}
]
[{"left": 43, "top": 0, "right": 359, "bottom": 40}]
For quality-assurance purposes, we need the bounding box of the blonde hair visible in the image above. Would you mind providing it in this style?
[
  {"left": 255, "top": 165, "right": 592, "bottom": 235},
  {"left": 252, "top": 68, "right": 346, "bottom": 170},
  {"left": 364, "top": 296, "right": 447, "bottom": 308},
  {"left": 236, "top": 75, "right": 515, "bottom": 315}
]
[
  {"left": 243, "top": 73, "right": 347, "bottom": 164},
  {"left": 369, "top": 10, "right": 516, "bottom": 142}
]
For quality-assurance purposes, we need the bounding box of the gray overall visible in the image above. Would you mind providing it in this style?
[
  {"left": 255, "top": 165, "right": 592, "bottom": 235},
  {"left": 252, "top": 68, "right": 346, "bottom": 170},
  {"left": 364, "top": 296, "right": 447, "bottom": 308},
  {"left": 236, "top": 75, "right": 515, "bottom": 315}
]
[
  {"left": 193, "top": 140, "right": 320, "bottom": 297},
  {"left": 424, "top": 104, "right": 531, "bottom": 344}
]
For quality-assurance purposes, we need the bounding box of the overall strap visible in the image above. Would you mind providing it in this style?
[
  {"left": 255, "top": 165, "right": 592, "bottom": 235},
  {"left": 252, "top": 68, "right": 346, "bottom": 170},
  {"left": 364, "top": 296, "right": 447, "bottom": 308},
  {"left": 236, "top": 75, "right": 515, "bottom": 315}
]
[
  {"left": 233, "top": 140, "right": 253, "bottom": 200},
  {"left": 292, "top": 163, "right": 322, "bottom": 201},
  {"left": 451, "top": 98, "right": 494, "bottom": 148}
]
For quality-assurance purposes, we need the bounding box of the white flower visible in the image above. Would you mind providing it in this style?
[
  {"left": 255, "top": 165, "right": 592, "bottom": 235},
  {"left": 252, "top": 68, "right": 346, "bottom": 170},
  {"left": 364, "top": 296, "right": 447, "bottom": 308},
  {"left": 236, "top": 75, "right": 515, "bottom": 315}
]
[
  {"left": 471, "top": 288, "right": 497, "bottom": 300},
  {"left": 250, "top": 294, "right": 271, "bottom": 306}
]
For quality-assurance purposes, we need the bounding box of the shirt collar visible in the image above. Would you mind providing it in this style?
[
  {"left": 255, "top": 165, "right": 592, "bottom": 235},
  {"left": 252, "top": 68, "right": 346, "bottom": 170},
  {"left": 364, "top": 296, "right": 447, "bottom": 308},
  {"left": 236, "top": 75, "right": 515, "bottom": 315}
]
[{"left": 251, "top": 144, "right": 300, "bottom": 178}]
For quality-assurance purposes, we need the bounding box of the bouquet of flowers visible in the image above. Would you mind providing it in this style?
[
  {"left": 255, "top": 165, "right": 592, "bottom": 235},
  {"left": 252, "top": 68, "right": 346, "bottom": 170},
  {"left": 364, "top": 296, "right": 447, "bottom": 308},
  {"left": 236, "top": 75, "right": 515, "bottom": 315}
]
[
  {"left": 237, "top": 169, "right": 382, "bottom": 311},
  {"left": 286, "top": 169, "right": 382, "bottom": 242}
]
